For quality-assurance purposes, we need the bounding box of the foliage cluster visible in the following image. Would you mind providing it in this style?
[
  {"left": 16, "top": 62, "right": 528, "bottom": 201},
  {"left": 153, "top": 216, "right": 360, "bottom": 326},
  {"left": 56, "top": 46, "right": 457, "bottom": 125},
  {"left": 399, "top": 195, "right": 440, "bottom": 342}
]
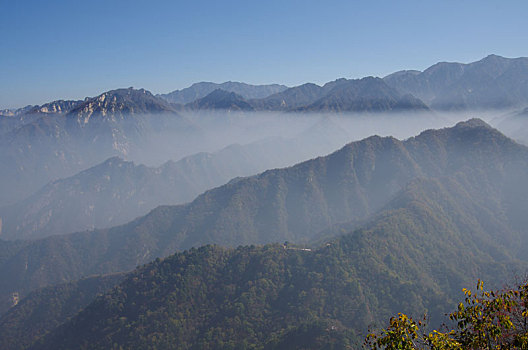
[{"left": 366, "top": 280, "right": 528, "bottom": 349}]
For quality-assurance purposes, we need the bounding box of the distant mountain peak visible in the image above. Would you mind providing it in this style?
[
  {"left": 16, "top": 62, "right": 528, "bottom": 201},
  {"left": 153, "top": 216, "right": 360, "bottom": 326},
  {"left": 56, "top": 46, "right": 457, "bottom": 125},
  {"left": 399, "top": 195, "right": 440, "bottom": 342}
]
[
  {"left": 187, "top": 89, "right": 254, "bottom": 111},
  {"left": 159, "top": 82, "right": 288, "bottom": 104},
  {"left": 454, "top": 118, "right": 493, "bottom": 129},
  {"left": 482, "top": 53, "right": 507, "bottom": 61},
  {"left": 384, "top": 70, "right": 421, "bottom": 79},
  {"left": 299, "top": 76, "right": 429, "bottom": 113},
  {"left": 68, "top": 87, "right": 176, "bottom": 122}
]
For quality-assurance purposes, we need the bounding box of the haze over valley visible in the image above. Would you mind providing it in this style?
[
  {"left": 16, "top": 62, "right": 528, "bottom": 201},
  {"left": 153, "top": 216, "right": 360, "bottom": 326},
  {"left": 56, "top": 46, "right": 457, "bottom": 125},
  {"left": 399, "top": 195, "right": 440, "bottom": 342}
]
[{"left": 3, "top": 26, "right": 528, "bottom": 347}]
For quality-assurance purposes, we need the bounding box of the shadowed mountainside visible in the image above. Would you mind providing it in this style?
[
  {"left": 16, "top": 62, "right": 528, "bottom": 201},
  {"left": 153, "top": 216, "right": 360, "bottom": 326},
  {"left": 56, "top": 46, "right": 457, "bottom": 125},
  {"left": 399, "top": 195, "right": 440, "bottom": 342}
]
[
  {"left": 0, "top": 273, "right": 125, "bottom": 350},
  {"left": 1, "top": 120, "right": 527, "bottom": 319},
  {"left": 384, "top": 54, "right": 528, "bottom": 110},
  {"left": 0, "top": 133, "right": 338, "bottom": 240},
  {"left": 23, "top": 173, "right": 527, "bottom": 349}
]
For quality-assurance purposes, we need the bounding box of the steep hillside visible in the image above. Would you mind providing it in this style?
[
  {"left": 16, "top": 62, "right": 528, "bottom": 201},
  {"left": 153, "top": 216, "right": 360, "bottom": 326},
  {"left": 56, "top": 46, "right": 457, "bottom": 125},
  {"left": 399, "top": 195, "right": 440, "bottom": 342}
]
[
  {"left": 496, "top": 107, "right": 528, "bottom": 145},
  {"left": 0, "top": 134, "right": 323, "bottom": 240},
  {"left": 1, "top": 120, "right": 527, "bottom": 318},
  {"left": 26, "top": 174, "right": 527, "bottom": 349},
  {"left": 68, "top": 88, "right": 176, "bottom": 122},
  {"left": 0, "top": 274, "right": 124, "bottom": 350}
]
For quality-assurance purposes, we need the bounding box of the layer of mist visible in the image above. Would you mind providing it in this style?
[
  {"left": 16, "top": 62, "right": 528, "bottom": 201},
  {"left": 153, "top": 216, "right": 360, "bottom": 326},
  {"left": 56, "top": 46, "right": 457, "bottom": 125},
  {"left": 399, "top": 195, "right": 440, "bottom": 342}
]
[{"left": 0, "top": 109, "right": 483, "bottom": 240}]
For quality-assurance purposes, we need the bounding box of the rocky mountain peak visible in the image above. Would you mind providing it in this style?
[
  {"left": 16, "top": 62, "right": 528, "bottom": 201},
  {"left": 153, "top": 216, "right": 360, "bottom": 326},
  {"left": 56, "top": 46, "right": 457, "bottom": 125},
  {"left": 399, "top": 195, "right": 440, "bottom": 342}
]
[
  {"left": 67, "top": 87, "right": 176, "bottom": 122},
  {"left": 454, "top": 118, "right": 493, "bottom": 129}
]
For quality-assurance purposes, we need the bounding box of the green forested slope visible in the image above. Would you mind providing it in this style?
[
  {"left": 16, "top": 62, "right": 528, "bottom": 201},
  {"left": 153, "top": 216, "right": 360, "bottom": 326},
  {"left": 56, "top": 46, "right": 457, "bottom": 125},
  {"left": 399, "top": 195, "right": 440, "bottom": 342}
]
[
  {"left": 26, "top": 172, "right": 527, "bottom": 349},
  {"left": 1, "top": 119, "right": 527, "bottom": 320},
  {"left": 0, "top": 273, "right": 124, "bottom": 350}
]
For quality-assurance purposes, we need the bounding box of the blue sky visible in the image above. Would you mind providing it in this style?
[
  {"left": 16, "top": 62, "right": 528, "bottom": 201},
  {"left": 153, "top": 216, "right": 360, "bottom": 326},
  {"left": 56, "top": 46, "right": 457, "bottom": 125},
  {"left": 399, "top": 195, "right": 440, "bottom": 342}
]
[{"left": 1, "top": 0, "right": 527, "bottom": 109}]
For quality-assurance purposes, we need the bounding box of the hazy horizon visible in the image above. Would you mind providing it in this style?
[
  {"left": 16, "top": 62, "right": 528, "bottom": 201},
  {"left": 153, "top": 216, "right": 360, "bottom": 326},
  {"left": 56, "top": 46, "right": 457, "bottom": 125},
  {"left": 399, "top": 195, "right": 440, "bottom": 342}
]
[{"left": 2, "top": 0, "right": 528, "bottom": 109}]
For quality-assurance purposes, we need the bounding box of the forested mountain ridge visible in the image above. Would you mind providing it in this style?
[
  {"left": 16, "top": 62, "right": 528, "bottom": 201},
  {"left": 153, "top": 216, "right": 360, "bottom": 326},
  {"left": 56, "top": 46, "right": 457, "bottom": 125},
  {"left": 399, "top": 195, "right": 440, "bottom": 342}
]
[
  {"left": 1, "top": 119, "right": 527, "bottom": 320},
  {"left": 0, "top": 273, "right": 125, "bottom": 350},
  {"left": 0, "top": 134, "right": 328, "bottom": 240},
  {"left": 2, "top": 54, "right": 528, "bottom": 349},
  {"left": 26, "top": 172, "right": 527, "bottom": 349}
]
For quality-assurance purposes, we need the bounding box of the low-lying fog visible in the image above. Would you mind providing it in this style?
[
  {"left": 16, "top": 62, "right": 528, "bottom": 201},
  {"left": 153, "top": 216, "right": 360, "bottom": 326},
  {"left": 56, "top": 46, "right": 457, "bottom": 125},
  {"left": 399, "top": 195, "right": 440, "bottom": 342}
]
[
  {"left": 133, "top": 110, "right": 459, "bottom": 166},
  {"left": 0, "top": 109, "right": 525, "bottom": 240}
]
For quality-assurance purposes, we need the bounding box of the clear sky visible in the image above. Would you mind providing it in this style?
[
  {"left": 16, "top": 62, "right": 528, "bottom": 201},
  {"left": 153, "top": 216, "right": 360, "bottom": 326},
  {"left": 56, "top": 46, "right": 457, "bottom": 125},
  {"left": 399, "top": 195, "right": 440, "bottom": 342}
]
[{"left": 1, "top": 0, "right": 527, "bottom": 109}]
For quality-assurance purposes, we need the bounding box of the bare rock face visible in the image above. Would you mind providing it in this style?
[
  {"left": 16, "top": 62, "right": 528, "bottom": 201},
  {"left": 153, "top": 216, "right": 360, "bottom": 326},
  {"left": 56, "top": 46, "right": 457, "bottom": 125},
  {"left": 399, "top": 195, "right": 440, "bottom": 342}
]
[
  {"left": 0, "top": 88, "right": 197, "bottom": 207},
  {"left": 68, "top": 87, "right": 177, "bottom": 123},
  {"left": 28, "top": 100, "right": 82, "bottom": 115}
]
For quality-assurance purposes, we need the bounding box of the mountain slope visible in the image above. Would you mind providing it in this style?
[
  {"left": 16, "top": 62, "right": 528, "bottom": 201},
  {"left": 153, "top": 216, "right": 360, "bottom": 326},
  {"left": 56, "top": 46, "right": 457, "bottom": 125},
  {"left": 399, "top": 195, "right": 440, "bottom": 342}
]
[
  {"left": 0, "top": 88, "right": 199, "bottom": 207},
  {"left": 299, "top": 77, "right": 428, "bottom": 113},
  {"left": 26, "top": 100, "right": 82, "bottom": 116},
  {"left": 186, "top": 89, "right": 254, "bottom": 111},
  {"left": 1, "top": 120, "right": 527, "bottom": 318},
  {"left": 26, "top": 174, "right": 527, "bottom": 349},
  {"left": 0, "top": 134, "right": 329, "bottom": 240},
  {"left": 0, "top": 101, "right": 79, "bottom": 136},
  {"left": 496, "top": 107, "right": 528, "bottom": 145},
  {"left": 68, "top": 87, "right": 176, "bottom": 122},
  {"left": 0, "top": 273, "right": 124, "bottom": 350},
  {"left": 249, "top": 78, "right": 429, "bottom": 113},
  {"left": 384, "top": 54, "right": 528, "bottom": 110},
  {"left": 250, "top": 83, "right": 325, "bottom": 110}
]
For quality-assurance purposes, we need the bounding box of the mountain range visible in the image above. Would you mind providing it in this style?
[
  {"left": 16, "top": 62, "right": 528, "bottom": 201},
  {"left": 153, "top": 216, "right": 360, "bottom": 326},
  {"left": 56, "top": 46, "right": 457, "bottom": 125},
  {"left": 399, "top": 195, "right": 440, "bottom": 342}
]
[
  {"left": 2, "top": 55, "right": 527, "bottom": 208},
  {"left": 0, "top": 88, "right": 200, "bottom": 207},
  {"left": 384, "top": 54, "right": 528, "bottom": 110},
  {"left": 2, "top": 54, "right": 528, "bottom": 348},
  {"left": 0, "top": 128, "right": 351, "bottom": 240},
  {"left": 297, "top": 77, "right": 429, "bottom": 112},
  {"left": 1, "top": 119, "right": 528, "bottom": 349},
  {"left": 1, "top": 119, "right": 527, "bottom": 320},
  {"left": 3, "top": 55, "right": 527, "bottom": 118},
  {"left": 158, "top": 81, "right": 289, "bottom": 104},
  {"left": 157, "top": 55, "right": 528, "bottom": 112}
]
